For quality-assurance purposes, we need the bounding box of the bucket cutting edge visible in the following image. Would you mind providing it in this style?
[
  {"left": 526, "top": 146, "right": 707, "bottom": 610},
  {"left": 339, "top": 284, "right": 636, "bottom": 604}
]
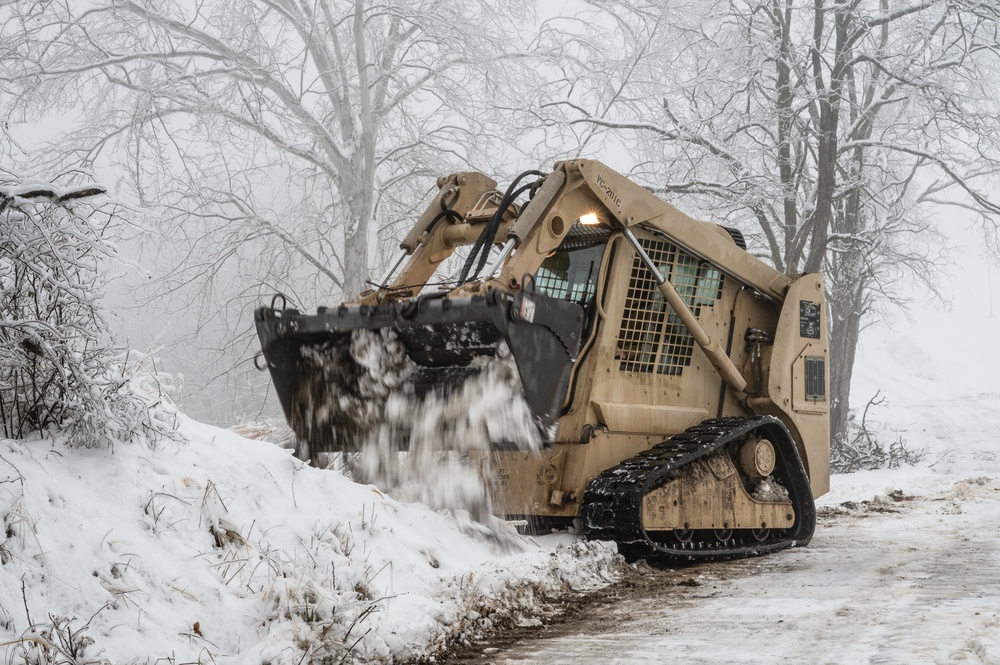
[{"left": 254, "top": 291, "right": 585, "bottom": 454}]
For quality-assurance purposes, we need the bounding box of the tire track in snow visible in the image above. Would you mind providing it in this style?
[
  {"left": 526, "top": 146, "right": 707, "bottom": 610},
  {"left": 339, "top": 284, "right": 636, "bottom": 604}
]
[
  {"left": 863, "top": 481, "right": 1000, "bottom": 664},
  {"left": 441, "top": 483, "right": 1000, "bottom": 665}
]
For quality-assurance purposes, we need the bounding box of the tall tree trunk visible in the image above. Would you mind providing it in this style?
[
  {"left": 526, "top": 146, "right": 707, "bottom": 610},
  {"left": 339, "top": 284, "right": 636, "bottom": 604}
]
[
  {"left": 804, "top": 0, "right": 849, "bottom": 274},
  {"left": 773, "top": 0, "right": 798, "bottom": 266},
  {"left": 828, "top": 298, "right": 861, "bottom": 444},
  {"left": 343, "top": 219, "right": 370, "bottom": 300},
  {"left": 827, "top": 224, "right": 867, "bottom": 445}
]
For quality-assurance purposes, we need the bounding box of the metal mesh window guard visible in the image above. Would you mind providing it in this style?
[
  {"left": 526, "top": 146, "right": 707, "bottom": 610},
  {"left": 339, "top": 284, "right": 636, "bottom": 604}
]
[{"left": 618, "top": 234, "right": 724, "bottom": 375}]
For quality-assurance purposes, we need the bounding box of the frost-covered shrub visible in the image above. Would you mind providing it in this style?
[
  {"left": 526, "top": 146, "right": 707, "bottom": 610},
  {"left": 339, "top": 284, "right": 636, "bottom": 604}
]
[
  {"left": 0, "top": 169, "right": 173, "bottom": 447},
  {"left": 831, "top": 391, "right": 925, "bottom": 473}
]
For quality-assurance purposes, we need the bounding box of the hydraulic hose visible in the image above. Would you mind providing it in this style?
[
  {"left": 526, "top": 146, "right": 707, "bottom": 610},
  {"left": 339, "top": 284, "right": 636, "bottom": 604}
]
[{"left": 458, "top": 169, "right": 545, "bottom": 284}]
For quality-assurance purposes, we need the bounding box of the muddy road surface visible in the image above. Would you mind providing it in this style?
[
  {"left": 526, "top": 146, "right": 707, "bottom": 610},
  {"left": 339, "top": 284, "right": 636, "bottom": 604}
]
[{"left": 442, "top": 481, "right": 1000, "bottom": 665}]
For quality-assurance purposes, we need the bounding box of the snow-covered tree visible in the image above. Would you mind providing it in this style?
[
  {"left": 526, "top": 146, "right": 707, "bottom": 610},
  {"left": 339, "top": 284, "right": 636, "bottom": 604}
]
[
  {"left": 3, "top": 0, "right": 549, "bottom": 297},
  {"left": 541, "top": 0, "right": 1000, "bottom": 444},
  {"left": 0, "top": 169, "right": 172, "bottom": 446},
  {"left": 1, "top": 0, "right": 556, "bottom": 422}
]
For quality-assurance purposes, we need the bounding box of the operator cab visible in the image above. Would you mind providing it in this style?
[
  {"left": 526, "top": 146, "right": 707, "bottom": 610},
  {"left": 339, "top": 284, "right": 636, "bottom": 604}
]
[{"left": 532, "top": 222, "right": 610, "bottom": 337}]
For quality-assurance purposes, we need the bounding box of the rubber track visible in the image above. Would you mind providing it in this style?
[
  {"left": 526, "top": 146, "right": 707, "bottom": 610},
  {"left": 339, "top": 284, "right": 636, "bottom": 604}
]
[{"left": 581, "top": 416, "right": 816, "bottom": 563}]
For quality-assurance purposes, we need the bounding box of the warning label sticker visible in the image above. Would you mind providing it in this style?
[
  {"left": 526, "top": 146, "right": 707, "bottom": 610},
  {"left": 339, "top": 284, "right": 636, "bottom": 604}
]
[{"left": 799, "top": 301, "right": 821, "bottom": 339}]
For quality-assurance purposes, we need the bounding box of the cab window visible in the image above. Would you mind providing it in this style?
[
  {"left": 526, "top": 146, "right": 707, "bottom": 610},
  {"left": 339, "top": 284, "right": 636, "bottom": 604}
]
[{"left": 534, "top": 242, "right": 605, "bottom": 307}]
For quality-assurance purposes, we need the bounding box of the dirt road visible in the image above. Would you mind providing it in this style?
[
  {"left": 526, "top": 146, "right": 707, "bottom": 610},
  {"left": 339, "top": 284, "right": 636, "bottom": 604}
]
[{"left": 443, "top": 482, "right": 1000, "bottom": 665}]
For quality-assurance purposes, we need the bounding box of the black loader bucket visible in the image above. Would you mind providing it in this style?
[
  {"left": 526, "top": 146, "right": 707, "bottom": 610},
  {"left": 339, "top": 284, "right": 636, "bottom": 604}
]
[{"left": 255, "top": 290, "right": 585, "bottom": 456}]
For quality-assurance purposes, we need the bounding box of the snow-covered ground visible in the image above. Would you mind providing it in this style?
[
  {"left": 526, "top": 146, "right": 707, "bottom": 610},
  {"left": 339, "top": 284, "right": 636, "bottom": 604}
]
[
  {"left": 482, "top": 477, "right": 1000, "bottom": 664},
  {"left": 4, "top": 250, "right": 997, "bottom": 663},
  {"left": 0, "top": 409, "right": 623, "bottom": 664}
]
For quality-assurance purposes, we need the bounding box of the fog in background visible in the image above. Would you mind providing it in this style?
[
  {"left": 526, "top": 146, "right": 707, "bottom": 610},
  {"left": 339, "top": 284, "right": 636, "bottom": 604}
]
[{"left": 5, "top": 0, "right": 1000, "bottom": 434}]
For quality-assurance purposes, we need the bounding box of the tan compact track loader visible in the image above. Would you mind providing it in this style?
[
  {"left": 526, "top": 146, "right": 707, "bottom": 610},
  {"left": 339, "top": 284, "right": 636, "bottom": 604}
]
[{"left": 255, "top": 159, "right": 830, "bottom": 562}]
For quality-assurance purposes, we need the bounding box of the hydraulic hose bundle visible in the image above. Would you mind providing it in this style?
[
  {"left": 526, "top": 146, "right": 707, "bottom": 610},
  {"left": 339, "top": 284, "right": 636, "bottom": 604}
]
[{"left": 457, "top": 169, "right": 545, "bottom": 284}]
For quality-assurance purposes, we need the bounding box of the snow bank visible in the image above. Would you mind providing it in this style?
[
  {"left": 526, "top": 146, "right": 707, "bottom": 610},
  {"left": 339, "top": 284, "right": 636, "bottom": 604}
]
[
  {"left": 824, "top": 291, "right": 1000, "bottom": 508},
  {"left": 0, "top": 414, "right": 624, "bottom": 664}
]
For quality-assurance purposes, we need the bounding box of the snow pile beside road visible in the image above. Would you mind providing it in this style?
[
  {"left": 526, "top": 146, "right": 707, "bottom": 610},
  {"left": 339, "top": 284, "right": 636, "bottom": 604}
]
[
  {"left": 831, "top": 300, "right": 1000, "bottom": 505},
  {"left": 0, "top": 415, "right": 624, "bottom": 664}
]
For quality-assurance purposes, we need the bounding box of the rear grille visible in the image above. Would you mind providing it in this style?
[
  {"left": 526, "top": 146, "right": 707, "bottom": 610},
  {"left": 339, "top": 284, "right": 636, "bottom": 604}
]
[{"left": 804, "top": 356, "right": 825, "bottom": 401}]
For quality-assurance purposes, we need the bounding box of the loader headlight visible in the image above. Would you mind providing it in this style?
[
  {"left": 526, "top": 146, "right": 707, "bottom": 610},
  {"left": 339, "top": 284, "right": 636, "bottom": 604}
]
[{"left": 579, "top": 213, "right": 601, "bottom": 226}]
